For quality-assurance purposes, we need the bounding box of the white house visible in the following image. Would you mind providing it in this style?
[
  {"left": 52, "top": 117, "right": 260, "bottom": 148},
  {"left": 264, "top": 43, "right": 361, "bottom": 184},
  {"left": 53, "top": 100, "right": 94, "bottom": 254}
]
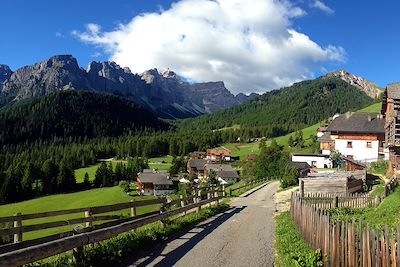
[
  {"left": 325, "top": 112, "right": 388, "bottom": 162},
  {"left": 292, "top": 154, "right": 333, "bottom": 169}
]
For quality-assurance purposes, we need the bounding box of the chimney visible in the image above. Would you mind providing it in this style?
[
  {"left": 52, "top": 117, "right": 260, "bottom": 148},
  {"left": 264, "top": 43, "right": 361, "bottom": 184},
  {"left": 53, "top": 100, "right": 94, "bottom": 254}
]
[
  {"left": 345, "top": 112, "right": 351, "bottom": 119},
  {"left": 368, "top": 115, "right": 372, "bottom": 122}
]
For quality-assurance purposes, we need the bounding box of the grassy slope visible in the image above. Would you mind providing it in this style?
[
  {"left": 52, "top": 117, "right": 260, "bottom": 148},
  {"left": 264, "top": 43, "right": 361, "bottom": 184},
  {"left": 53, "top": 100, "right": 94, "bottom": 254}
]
[
  {"left": 358, "top": 102, "right": 382, "bottom": 113},
  {"left": 217, "top": 102, "right": 382, "bottom": 160},
  {"left": 275, "top": 212, "right": 314, "bottom": 267},
  {"left": 0, "top": 186, "right": 156, "bottom": 240},
  {"left": 329, "top": 186, "right": 400, "bottom": 229}
]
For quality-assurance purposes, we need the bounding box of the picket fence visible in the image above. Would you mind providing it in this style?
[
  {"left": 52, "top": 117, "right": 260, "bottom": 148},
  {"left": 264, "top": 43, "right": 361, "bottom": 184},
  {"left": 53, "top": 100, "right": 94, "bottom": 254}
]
[{"left": 291, "top": 193, "right": 400, "bottom": 267}]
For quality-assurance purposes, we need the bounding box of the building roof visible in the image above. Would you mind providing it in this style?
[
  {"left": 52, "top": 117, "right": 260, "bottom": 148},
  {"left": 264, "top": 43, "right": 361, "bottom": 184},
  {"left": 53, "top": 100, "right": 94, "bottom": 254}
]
[
  {"left": 318, "top": 132, "right": 333, "bottom": 143},
  {"left": 206, "top": 149, "right": 231, "bottom": 157},
  {"left": 290, "top": 161, "right": 311, "bottom": 170},
  {"left": 292, "top": 153, "right": 330, "bottom": 158},
  {"left": 205, "top": 164, "right": 239, "bottom": 179},
  {"left": 205, "top": 164, "right": 236, "bottom": 172},
  {"left": 387, "top": 83, "right": 400, "bottom": 99},
  {"left": 187, "top": 159, "right": 207, "bottom": 170},
  {"left": 138, "top": 170, "right": 173, "bottom": 185},
  {"left": 326, "top": 112, "right": 384, "bottom": 134},
  {"left": 189, "top": 151, "right": 206, "bottom": 158},
  {"left": 216, "top": 170, "right": 239, "bottom": 179}
]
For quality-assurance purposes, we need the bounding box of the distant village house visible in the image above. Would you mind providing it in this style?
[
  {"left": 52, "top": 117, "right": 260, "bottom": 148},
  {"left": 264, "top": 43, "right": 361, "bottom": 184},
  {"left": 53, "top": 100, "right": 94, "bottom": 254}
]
[
  {"left": 204, "top": 164, "right": 239, "bottom": 184},
  {"left": 206, "top": 149, "right": 231, "bottom": 163},
  {"left": 137, "top": 169, "right": 175, "bottom": 196}
]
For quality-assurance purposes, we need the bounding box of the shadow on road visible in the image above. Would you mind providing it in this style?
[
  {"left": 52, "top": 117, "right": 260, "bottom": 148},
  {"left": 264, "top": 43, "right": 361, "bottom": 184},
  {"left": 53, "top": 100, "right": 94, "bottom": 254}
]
[
  {"left": 122, "top": 206, "right": 246, "bottom": 267},
  {"left": 240, "top": 182, "right": 271, "bottom": 198}
]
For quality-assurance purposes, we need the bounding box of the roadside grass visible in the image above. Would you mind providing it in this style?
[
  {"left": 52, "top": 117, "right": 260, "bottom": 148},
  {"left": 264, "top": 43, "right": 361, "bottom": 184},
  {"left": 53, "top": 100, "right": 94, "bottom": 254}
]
[
  {"left": 328, "top": 187, "right": 400, "bottom": 229},
  {"left": 0, "top": 186, "right": 157, "bottom": 240},
  {"left": 25, "top": 204, "right": 230, "bottom": 267},
  {"left": 370, "top": 178, "right": 385, "bottom": 197},
  {"left": 275, "top": 212, "right": 323, "bottom": 267},
  {"left": 358, "top": 102, "right": 382, "bottom": 113}
]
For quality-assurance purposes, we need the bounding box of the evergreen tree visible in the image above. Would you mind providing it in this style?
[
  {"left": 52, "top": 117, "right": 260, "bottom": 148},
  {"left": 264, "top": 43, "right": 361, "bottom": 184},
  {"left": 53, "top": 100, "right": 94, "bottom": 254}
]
[
  {"left": 83, "top": 172, "right": 90, "bottom": 188},
  {"left": 41, "top": 159, "right": 59, "bottom": 194},
  {"left": 57, "top": 161, "right": 76, "bottom": 192}
]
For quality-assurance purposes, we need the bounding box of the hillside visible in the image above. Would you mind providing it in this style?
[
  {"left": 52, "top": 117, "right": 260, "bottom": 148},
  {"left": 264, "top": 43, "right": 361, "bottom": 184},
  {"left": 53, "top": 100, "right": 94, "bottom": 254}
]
[
  {"left": 0, "top": 90, "right": 169, "bottom": 144},
  {"left": 178, "top": 77, "right": 376, "bottom": 137}
]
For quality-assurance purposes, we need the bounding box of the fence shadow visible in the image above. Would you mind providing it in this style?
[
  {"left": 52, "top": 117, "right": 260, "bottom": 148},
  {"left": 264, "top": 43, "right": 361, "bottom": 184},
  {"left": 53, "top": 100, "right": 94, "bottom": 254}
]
[{"left": 122, "top": 206, "right": 246, "bottom": 267}]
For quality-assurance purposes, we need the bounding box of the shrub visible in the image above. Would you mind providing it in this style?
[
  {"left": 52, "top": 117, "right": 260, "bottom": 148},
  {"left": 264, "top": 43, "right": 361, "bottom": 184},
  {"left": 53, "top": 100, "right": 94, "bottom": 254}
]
[{"left": 118, "top": 180, "right": 130, "bottom": 193}]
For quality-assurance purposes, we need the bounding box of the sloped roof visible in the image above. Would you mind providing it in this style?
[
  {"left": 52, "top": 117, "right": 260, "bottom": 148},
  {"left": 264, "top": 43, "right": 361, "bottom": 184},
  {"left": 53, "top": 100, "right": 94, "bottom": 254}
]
[
  {"left": 318, "top": 132, "right": 333, "bottom": 143},
  {"left": 290, "top": 161, "right": 311, "bottom": 170},
  {"left": 205, "top": 164, "right": 235, "bottom": 172},
  {"left": 387, "top": 83, "right": 400, "bottom": 99},
  {"left": 216, "top": 170, "right": 239, "bottom": 179},
  {"left": 187, "top": 159, "right": 207, "bottom": 170},
  {"left": 206, "top": 149, "right": 231, "bottom": 157},
  {"left": 326, "top": 112, "right": 384, "bottom": 134},
  {"left": 139, "top": 171, "right": 173, "bottom": 185}
]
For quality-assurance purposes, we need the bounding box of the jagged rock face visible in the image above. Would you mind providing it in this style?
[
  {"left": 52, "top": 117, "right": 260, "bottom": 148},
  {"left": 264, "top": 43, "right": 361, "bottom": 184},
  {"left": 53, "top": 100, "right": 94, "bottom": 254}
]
[
  {"left": 326, "top": 70, "right": 382, "bottom": 99},
  {"left": 0, "top": 65, "right": 12, "bottom": 87},
  {"left": 1, "top": 55, "right": 91, "bottom": 100},
  {"left": 235, "top": 92, "right": 259, "bottom": 103},
  {"left": 0, "top": 55, "right": 251, "bottom": 119}
]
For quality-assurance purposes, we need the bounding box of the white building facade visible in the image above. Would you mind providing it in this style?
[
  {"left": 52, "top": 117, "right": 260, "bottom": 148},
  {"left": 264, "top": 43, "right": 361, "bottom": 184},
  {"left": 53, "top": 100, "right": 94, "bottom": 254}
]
[{"left": 291, "top": 154, "right": 333, "bottom": 169}]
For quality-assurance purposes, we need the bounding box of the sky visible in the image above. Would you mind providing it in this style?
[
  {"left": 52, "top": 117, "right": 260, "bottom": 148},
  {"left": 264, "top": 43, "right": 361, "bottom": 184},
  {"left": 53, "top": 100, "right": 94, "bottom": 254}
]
[{"left": 1, "top": 0, "right": 399, "bottom": 94}]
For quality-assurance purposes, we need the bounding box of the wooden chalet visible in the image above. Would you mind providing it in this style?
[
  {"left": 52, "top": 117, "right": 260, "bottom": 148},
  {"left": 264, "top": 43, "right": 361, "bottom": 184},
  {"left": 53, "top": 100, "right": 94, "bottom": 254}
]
[
  {"left": 382, "top": 83, "right": 400, "bottom": 174},
  {"left": 137, "top": 170, "right": 175, "bottom": 196},
  {"left": 206, "top": 149, "right": 231, "bottom": 163}
]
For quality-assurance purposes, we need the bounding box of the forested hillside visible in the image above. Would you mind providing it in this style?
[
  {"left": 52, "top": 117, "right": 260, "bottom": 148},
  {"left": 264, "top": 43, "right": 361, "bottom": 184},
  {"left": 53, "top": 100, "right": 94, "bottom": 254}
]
[
  {"left": 0, "top": 91, "right": 169, "bottom": 144},
  {"left": 178, "top": 77, "right": 376, "bottom": 137}
]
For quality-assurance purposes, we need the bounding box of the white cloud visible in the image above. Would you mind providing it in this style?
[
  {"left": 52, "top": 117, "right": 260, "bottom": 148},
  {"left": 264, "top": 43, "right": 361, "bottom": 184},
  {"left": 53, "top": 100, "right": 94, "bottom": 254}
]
[
  {"left": 55, "top": 32, "right": 64, "bottom": 38},
  {"left": 72, "top": 0, "right": 344, "bottom": 94},
  {"left": 310, "top": 0, "right": 334, "bottom": 15}
]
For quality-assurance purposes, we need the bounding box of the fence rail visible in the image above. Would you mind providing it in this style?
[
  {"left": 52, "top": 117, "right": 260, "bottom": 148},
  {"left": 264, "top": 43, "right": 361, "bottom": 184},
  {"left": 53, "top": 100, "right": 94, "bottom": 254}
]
[
  {"left": 0, "top": 186, "right": 224, "bottom": 257},
  {"left": 291, "top": 192, "right": 400, "bottom": 266},
  {"left": 229, "top": 178, "right": 269, "bottom": 196}
]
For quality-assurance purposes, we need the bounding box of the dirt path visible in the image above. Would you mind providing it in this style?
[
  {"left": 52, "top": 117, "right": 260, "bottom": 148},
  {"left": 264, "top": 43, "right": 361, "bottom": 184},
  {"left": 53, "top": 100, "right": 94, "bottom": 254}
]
[{"left": 122, "top": 181, "right": 280, "bottom": 267}]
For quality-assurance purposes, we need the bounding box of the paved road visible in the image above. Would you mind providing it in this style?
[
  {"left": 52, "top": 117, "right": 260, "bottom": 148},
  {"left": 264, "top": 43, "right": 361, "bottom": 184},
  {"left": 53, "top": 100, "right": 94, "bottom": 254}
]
[{"left": 123, "top": 181, "right": 279, "bottom": 267}]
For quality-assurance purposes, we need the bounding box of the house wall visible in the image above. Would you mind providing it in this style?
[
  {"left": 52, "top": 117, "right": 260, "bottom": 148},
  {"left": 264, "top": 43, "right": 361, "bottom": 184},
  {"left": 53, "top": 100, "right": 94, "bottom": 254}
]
[
  {"left": 300, "top": 177, "right": 348, "bottom": 195},
  {"left": 292, "top": 155, "right": 332, "bottom": 169},
  {"left": 335, "top": 139, "right": 379, "bottom": 162},
  {"left": 154, "top": 189, "right": 175, "bottom": 196}
]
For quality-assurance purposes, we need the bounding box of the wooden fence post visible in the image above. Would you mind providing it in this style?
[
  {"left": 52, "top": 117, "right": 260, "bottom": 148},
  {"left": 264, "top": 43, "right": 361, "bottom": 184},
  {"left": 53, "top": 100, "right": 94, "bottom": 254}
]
[
  {"left": 130, "top": 200, "right": 136, "bottom": 217},
  {"left": 192, "top": 189, "right": 197, "bottom": 204},
  {"left": 72, "top": 226, "right": 84, "bottom": 266},
  {"left": 222, "top": 185, "right": 226, "bottom": 197},
  {"left": 85, "top": 209, "right": 93, "bottom": 228},
  {"left": 300, "top": 180, "right": 304, "bottom": 198},
  {"left": 197, "top": 190, "right": 202, "bottom": 212},
  {"left": 13, "top": 212, "right": 22, "bottom": 243},
  {"left": 375, "top": 196, "right": 381, "bottom": 207},
  {"left": 333, "top": 196, "right": 339, "bottom": 208}
]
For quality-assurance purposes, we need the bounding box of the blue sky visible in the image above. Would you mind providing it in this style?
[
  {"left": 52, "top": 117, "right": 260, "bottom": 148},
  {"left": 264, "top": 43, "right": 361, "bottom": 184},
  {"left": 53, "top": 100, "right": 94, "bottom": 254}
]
[{"left": 1, "top": 0, "right": 399, "bottom": 93}]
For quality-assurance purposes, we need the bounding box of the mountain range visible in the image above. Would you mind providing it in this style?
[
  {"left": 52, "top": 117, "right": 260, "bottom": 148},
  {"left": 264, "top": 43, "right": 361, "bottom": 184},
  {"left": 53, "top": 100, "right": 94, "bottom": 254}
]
[{"left": 0, "top": 55, "right": 258, "bottom": 119}]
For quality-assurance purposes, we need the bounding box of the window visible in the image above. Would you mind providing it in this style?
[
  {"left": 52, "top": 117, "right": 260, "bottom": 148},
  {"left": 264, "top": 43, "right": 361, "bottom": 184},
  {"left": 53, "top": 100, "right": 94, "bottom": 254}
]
[
  {"left": 311, "top": 161, "right": 317, "bottom": 167},
  {"left": 347, "top": 141, "right": 353, "bottom": 148},
  {"left": 366, "top": 141, "right": 372, "bottom": 148}
]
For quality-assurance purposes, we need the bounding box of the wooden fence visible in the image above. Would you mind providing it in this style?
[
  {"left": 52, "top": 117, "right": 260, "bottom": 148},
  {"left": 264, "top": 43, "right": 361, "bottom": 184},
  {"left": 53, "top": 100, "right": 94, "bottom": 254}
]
[
  {"left": 229, "top": 178, "right": 269, "bottom": 196},
  {"left": 291, "top": 193, "right": 400, "bottom": 266},
  {"left": 384, "top": 176, "right": 398, "bottom": 197},
  {"left": 0, "top": 187, "right": 223, "bottom": 267},
  {"left": 300, "top": 192, "right": 378, "bottom": 210}
]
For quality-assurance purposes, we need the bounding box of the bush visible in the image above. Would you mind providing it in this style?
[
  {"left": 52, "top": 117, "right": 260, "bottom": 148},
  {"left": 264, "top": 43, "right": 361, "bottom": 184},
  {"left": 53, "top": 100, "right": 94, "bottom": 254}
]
[
  {"left": 118, "top": 180, "right": 130, "bottom": 193},
  {"left": 292, "top": 249, "right": 324, "bottom": 267}
]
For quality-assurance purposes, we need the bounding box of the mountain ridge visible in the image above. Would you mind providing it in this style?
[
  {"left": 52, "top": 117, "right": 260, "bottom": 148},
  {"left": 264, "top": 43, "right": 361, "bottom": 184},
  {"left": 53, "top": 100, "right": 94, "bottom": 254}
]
[{"left": 0, "top": 55, "right": 258, "bottom": 119}]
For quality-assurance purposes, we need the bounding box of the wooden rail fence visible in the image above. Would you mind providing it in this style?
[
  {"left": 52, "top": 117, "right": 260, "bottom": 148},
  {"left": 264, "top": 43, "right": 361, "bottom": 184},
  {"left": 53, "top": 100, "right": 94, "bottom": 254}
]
[
  {"left": 0, "top": 187, "right": 223, "bottom": 266},
  {"left": 291, "top": 193, "right": 400, "bottom": 266},
  {"left": 229, "top": 178, "right": 269, "bottom": 196}
]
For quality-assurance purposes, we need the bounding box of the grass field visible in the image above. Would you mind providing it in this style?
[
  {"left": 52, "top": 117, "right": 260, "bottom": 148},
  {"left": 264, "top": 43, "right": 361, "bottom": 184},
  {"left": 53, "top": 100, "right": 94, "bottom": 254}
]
[
  {"left": 74, "top": 157, "right": 173, "bottom": 183},
  {"left": 358, "top": 102, "right": 382, "bottom": 113},
  {"left": 0, "top": 186, "right": 157, "bottom": 240},
  {"left": 147, "top": 155, "right": 173, "bottom": 171}
]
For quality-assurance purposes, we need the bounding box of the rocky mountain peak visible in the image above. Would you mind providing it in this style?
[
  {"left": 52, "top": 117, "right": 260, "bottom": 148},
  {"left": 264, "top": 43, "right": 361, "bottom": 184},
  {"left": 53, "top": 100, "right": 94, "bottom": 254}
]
[
  {"left": 325, "top": 70, "right": 382, "bottom": 99},
  {"left": 0, "top": 64, "right": 13, "bottom": 85},
  {"left": 162, "top": 68, "right": 177, "bottom": 79}
]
